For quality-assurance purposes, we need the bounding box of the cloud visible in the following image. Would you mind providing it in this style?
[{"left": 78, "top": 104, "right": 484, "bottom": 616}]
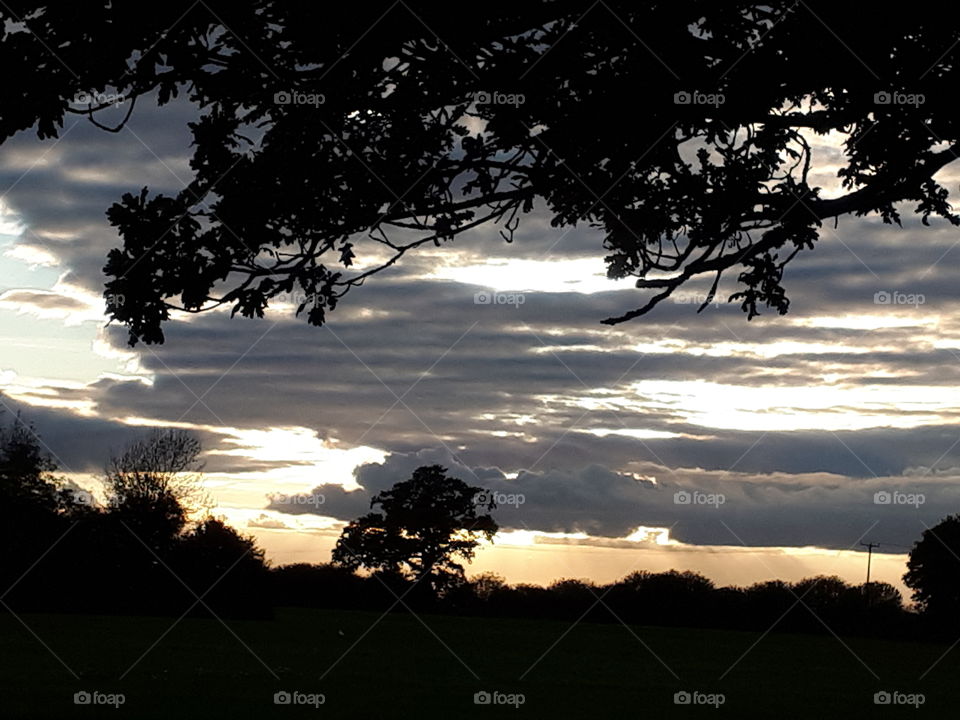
[
  {"left": 0, "top": 289, "right": 90, "bottom": 319},
  {"left": 266, "top": 447, "right": 956, "bottom": 552},
  {"left": 247, "top": 513, "right": 293, "bottom": 530},
  {"left": 0, "top": 393, "right": 144, "bottom": 472}
]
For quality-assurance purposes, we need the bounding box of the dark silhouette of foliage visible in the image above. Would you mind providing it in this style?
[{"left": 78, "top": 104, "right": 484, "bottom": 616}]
[
  {"left": 332, "top": 465, "right": 498, "bottom": 595},
  {"left": 0, "top": 417, "right": 270, "bottom": 618},
  {"left": 104, "top": 428, "right": 206, "bottom": 550},
  {"left": 905, "top": 514, "right": 960, "bottom": 623},
  {"left": 271, "top": 563, "right": 373, "bottom": 609},
  {"left": 0, "top": 414, "right": 80, "bottom": 610},
  {"left": 1, "top": 3, "right": 958, "bottom": 342},
  {"left": 270, "top": 562, "right": 916, "bottom": 640},
  {"left": 604, "top": 570, "right": 717, "bottom": 627},
  {"left": 0, "top": 414, "right": 75, "bottom": 511},
  {"left": 171, "top": 517, "right": 272, "bottom": 618}
]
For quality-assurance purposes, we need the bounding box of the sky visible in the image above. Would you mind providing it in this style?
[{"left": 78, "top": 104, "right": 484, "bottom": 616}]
[{"left": 1, "top": 92, "right": 959, "bottom": 600}]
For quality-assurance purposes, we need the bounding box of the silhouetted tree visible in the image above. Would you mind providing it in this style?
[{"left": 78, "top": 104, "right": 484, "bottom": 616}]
[
  {"left": 90, "top": 429, "right": 206, "bottom": 614},
  {"left": 104, "top": 428, "right": 206, "bottom": 549},
  {"left": 444, "top": 571, "right": 510, "bottom": 614},
  {"left": 0, "top": 413, "right": 72, "bottom": 511},
  {"left": 172, "top": 517, "right": 271, "bottom": 618},
  {"left": 271, "top": 563, "right": 372, "bottom": 609},
  {"left": 742, "top": 579, "right": 795, "bottom": 628},
  {"left": 862, "top": 581, "right": 903, "bottom": 610},
  {"left": 0, "top": 413, "right": 76, "bottom": 609},
  {"left": 544, "top": 578, "right": 601, "bottom": 620},
  {"left": 0, "top": 413, "right": 275, "bottom": 616},
  {"left": 792, "top": 575, "right": 849, "bottom": 610},
  {"left": 605, "top": 570, "right": 716, "bottom": 626},
  {"left": 0, "top": 4, "right": 955, "bottom": 341},
  {"left": 332, "top": 465, "right": 497, "bottom": 596},
  {"left": 905, "top": 515, "right": 960, "bottom": 622},
  {"left": 470, "top": 571, "right": 509, "bottom": 601}
]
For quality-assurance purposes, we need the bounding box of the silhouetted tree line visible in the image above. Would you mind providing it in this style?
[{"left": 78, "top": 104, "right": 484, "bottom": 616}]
[
  {"left": 270, "top": 564, "right": 923, "bottom": 641},
  {"left": 5, "top": 423, "right": 960, "bottom": 641},
  {"left": 0, "top": 415, "right": 269, "bottom": 618}
]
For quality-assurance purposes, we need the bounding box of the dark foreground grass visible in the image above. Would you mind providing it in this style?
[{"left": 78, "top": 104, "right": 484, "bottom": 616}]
[{"left": 0, "top": 607, "right": 957, "bottom": 718}]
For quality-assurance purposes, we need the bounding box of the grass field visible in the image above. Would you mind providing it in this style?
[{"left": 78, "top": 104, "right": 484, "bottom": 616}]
[{"left": 0, "top": 607, "right": 956, "bottom": 718}]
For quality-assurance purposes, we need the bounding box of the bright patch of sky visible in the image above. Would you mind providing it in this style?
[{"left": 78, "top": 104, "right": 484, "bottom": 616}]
[
  {"left": 428, "top": 257, "right": 638, "bottom": 294},
  {"left": 0, "top": 208, "right": 146, "bottom": 388}
]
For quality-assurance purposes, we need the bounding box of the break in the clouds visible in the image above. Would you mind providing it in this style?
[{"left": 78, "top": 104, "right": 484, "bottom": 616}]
[{"left": 1, "top": 93, "right": 960, "bottom": 566}]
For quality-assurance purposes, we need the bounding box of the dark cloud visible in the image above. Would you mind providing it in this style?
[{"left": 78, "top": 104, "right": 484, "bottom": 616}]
[
  {"left": 0, "top": 394, "right": 143, "bottom": 473},
  {"left": 266, "top": 447, "right": 955, "bottom": 552}
]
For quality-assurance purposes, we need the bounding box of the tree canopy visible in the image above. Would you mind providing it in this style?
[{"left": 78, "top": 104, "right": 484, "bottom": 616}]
[
  {"left": 332, "top": 465, "right": 498, "bottom": 594},
  {"left": 0, "top": 414, "right": 71, "bottom": 511},
  {"left": 0, "top": 416, "right": 271, "bottom": 617},
  {"left": 2, "top": 2, "right": 960, "bottom": 342},
  {"left": 904, "top": 514, "right": 960, "bottom": 619},
  {"left": 104, "top": 427, "right": 208, "bottom": 547}
]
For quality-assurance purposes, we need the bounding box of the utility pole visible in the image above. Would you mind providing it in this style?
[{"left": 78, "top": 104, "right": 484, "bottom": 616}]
[{"left": 861, "top": 542, "right": 879, "bottom": 603}]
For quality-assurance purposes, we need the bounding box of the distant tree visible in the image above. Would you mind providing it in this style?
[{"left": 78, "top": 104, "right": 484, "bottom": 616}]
[
  {"left": 173, "top": 517, "right": 271, "bottom": 618},
  {"left": 861, "top": 581, "right": 902, "bottom": 610},
  {"left": 743, "top": 579, "right": 795, "bottom": 625},
  {"left": 0, "top": 412, "right": 86, "bottom": 610},
  {"left": 905, "top": 515, "right": 960, "bottom": 618},
  {"left": 178, "top": 516, "right": 267, "bottom": 573},
  {"left": 545, "top": 578, "right": 601, "bottom": 620},
  {"left": 0, "top": 413, "right": 72, "bottom": 511},
  {"left": 607, "top": 570, "right": 716, "bottom": 626},
  {"left": 332, "top": 465, "right": 497, "bottom": 595},
  {"left": 104, "top": 428, "right": 207, "bottom": 548},
  {"left": 444, "top": 570, "right": 510, "bottom": 614},
  {"left": 791, "top": 575, "right": 850, "bottom": 610},
  {"left": 470, "top": 571, "right": 509, "bottom": 601},
  {"left": 270, "top": 563, "right": 370, "bottom": 609}
]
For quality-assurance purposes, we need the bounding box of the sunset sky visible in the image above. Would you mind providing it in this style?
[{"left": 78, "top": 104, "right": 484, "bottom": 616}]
[{"left": 2, "top": 93, "right": 959, "bottom": 600}]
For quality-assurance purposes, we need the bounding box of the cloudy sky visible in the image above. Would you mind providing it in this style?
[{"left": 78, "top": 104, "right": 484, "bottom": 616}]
[{"left": 1, "top": 90, "right": 959, "bottom": 599}]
